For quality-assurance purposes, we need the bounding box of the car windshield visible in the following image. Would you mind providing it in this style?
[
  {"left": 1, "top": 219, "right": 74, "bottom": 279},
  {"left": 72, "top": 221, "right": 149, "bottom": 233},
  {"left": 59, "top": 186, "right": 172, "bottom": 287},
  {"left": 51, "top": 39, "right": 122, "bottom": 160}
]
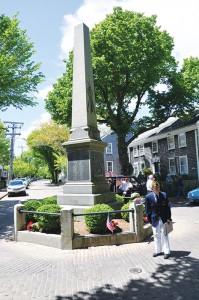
[{"left": 9, "top": 180, "right": 24, "bottom": 186}]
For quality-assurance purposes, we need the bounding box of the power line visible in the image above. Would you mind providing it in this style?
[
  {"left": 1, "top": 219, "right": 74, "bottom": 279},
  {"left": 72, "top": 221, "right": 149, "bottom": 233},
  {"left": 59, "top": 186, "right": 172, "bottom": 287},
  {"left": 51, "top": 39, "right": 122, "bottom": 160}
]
[
  {"left": 18, "top": 145, "right": 26, "bottom": 157},
  {"left": 4, "top": 121, "right": 24, "bottom": 180}
]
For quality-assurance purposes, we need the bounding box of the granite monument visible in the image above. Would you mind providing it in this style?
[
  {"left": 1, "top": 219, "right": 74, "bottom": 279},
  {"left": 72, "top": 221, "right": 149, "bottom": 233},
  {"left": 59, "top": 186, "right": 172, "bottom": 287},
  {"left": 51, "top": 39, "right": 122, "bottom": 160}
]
[{"left": 57, "top": 23, "right": 116, "bottom": 206}]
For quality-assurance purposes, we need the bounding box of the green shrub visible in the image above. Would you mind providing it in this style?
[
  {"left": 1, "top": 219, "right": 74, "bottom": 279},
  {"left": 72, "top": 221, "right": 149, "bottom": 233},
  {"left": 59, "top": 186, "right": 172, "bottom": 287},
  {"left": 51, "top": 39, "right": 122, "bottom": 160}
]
[
  {"left": 41, "top": 196, "right": 57, "bottom": 205},
  {"left": 116, "top": 194, "right": 124, "bottom": 203},
  {"left": 85, "top": 204, "right": 115, "bottom": 234},
  {"left": 24, "top": 200, "right": 42, "bottom": 222},
  {"left": 121, "top": 203, "right": 131, "bottom": 222},
  {"left": 34, "top": 204, "right": 61, "bottom": 233}
]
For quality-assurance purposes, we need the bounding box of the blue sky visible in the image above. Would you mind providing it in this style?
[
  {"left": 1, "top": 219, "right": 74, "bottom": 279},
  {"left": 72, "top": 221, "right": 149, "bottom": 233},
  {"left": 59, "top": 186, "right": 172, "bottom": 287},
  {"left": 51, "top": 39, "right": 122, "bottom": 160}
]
[{"left": 1, "top": 0, "right": 199, "bottom": 156}]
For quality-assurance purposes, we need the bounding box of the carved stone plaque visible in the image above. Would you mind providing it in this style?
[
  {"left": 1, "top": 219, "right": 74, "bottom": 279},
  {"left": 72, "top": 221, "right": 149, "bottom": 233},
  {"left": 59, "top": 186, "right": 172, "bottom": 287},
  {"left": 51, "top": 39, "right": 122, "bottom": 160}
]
[
  {"left": 91, "top": 151, "right": 105, "bottom": 178},
  {"left": 68, "top": 150, "right": 89, "bottom": 181}
]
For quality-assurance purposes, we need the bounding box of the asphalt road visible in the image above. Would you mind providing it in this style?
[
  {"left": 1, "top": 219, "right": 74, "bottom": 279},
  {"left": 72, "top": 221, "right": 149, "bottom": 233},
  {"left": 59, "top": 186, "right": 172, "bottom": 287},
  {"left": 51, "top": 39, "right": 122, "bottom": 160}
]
[
  {"left": 3, "top": 179, "right": 64, "bottom": 201},
  {"left": 0, "top": 179, "right": 64, "bottom": 240}
]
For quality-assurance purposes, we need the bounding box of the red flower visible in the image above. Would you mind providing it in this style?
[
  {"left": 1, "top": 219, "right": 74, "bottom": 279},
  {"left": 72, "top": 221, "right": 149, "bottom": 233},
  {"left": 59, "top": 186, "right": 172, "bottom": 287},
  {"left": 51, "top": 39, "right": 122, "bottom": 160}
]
[
  {"left": 27, "top": 221, "right": 34, "bottom": 231},
  {"left": 143, "top": 217, "right": 148, "bottom": 224}
]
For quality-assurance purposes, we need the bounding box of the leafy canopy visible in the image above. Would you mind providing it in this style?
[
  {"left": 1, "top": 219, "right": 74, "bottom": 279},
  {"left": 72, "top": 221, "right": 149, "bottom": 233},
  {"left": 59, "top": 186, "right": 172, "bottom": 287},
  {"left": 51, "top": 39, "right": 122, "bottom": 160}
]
[
  {"left": 27, "top": 121, "right": 70, "bottom": 182},
  {"left": 0, "top": 14, "right": 44, "bottom": 111},
  {"left": 0, "top": 122, "right": 10, "bottom": 165}
]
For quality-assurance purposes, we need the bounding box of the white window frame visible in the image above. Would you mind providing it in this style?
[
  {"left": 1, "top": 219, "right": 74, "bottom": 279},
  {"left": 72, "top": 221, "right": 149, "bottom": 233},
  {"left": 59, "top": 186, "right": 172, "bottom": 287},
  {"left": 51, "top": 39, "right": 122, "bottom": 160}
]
[
  {"left": 179, "top": 155, "right": 188, "bottom": 174},
  {"left": 133, "top": 162, "right": 139, "bottom": 176},
  {"left": 106, "top": 161, "right": 113, "bottom": 172},
  {"left": 106, "top": 143, "right": 112, "bottom": 154},
  {"left": 139, "top": 144, "right": 145, "bottom": 156},
  {"left": 139, "top": 161, "right": 145, "bottom": 171},
  {"left": 133, "top": 146, "right": 138, "bottom": 157},
  {"left": 168, "top": 158, "right": 176, "bottom": 175},
  {"left": 178, "top": 132, "right": 186, "bottom": 148},
  {"left": 167, "top": 135, "right": 175, "bottom": 150},
  {"left": 152, "top": 141, "right": 158, "bottom": 153}
]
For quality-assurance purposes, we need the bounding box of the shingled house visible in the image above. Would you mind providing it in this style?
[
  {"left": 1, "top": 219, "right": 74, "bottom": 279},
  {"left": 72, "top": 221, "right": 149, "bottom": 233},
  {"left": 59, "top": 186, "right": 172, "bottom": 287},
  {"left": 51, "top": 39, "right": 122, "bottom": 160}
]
[
  {"left": 128, "top": 116, "right": 199, "bottom": 180},
  {"left": 102, "top": 131, "right": 133, "bottom": 175}
]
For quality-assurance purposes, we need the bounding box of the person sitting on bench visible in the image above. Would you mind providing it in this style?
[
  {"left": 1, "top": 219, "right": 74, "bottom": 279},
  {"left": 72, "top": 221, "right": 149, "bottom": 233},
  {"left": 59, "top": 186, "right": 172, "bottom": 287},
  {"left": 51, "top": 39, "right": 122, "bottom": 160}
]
[{"left": 118, "top": 177, "right": 133, "bottom": 199}]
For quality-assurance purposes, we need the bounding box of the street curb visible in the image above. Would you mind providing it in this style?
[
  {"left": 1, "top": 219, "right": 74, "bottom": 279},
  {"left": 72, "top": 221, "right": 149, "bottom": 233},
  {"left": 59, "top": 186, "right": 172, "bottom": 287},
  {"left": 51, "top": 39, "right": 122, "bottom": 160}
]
[{"left": 0, "top": 192, "right": 8, "bottom": 200}]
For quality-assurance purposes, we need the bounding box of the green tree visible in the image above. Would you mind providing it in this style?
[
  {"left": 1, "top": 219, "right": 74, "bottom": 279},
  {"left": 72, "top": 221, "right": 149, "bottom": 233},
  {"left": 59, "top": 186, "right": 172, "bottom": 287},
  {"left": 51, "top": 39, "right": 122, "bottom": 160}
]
[
  {"left": 45, "top": 53, "right": 73, "bottom": 126},
  {"left": 13, "top": 158, "right": 32, "bottom": 178},
  {"left": 0, "top": 14, "right": 44, "bottom": 111},
  {"left": 45, "top": 7, "right": 199, "bottom": 175},
  {"left": 12, "top": 150, "right": 38, "bottom": 178},
  {"left": 0, "top": 122, "right": 10, "bottom": 165},
  {"left": 146, "top": 56, "right": 199, "bottom": 124},
  {"left": 27, "top": 121, "right": 70, "bottom": 183}
]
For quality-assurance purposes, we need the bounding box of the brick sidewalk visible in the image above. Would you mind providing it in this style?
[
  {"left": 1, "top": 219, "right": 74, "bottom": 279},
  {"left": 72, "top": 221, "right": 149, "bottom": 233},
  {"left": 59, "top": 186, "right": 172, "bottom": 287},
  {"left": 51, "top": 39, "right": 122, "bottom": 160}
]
[{"left": 0, "top": 198, "right": 199, "bottom": 299}]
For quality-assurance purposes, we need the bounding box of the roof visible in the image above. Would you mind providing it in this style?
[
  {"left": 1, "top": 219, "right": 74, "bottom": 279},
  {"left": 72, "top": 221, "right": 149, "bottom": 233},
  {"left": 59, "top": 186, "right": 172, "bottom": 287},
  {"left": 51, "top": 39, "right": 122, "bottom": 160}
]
[
  {"left": 101, "top": 130, "right": 134, "bottom": 143},
  {"left": 129, "top": 115, "right": 199, "bottom": 146}
]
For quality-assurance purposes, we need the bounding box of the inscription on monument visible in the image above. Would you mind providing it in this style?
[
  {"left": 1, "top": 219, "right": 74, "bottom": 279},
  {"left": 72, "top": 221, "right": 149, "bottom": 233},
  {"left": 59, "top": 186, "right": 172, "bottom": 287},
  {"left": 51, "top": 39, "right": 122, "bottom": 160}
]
[
  {"left": 68, "top": 150, "right": 89, "bottom": 181},
  {"left": 91, "top": 151, "right": 105, "bottom": 178}
]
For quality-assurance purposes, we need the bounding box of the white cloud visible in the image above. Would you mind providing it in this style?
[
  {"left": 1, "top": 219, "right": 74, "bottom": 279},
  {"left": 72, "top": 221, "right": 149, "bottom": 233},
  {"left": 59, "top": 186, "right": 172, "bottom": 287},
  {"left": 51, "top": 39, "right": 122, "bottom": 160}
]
[
  {"left": 35, "top": 85, "right": 53, "bottom": 100},
  {"left": 20, "top": 112, "right": 51, "bottom": 140},
  {"left": 60, "top": 0, "right": 199, "bottom": 64},
  {"left": 19, "top": 86, "right": 52, "bottom": 141},
  {"left": 15, "top": 112, "right": 51, "bottom": 157}
]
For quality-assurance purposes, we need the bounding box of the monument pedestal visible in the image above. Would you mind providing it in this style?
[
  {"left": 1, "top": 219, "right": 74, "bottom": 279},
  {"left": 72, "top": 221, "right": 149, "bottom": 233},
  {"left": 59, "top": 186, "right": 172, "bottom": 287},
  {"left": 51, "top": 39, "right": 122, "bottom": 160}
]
[{"left": 57, "top": 138, "right": 116, "bottom": 206}]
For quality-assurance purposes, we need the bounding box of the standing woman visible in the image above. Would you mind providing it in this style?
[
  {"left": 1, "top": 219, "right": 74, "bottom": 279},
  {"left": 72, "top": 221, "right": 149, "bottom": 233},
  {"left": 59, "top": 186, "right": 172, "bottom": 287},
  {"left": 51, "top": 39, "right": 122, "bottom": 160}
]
[{"left": 145, "top": 181, "right": 172, "bottom": 259}]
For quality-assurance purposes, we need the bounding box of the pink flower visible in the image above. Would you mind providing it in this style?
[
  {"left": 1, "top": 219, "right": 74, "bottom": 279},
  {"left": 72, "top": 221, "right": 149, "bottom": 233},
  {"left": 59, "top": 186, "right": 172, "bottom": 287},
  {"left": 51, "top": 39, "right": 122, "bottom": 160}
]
[{"left": 134, "top": 197, "right": 141, "bottom": 202}]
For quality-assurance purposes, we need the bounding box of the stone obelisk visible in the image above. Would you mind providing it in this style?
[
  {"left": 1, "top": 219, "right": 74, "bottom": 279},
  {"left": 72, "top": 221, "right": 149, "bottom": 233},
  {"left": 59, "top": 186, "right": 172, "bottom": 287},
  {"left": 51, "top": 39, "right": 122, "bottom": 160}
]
[{"left": 57, "top": 23, "right": 115, "bottom": 206}]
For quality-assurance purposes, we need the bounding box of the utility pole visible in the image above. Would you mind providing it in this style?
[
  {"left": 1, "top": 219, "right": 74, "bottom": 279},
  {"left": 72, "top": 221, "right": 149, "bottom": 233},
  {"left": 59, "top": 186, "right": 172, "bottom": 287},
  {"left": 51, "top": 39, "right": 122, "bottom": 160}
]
[
  {"left": 4, "top": 121, "right": 24, "bottom": 180},
  {"left": 18, "top": 145, "right": 26, "bottom": 157}
]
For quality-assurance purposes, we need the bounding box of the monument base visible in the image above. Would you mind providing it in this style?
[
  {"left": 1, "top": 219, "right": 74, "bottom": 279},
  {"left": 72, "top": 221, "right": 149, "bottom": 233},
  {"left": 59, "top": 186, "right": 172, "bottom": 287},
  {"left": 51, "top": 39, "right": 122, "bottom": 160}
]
[{"left": 57, "top": 191, "right": 115, "bottom": 206}]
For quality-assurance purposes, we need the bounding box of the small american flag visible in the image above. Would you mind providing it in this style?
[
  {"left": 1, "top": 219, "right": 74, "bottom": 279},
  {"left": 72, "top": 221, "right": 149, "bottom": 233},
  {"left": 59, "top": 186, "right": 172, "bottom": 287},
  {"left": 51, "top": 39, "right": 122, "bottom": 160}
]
[
  {"left": 106, "top": 213, "right": 116, "bottom": 234},
  {"left": 116, "top": 178, "right": 123, "bottom": 187}
]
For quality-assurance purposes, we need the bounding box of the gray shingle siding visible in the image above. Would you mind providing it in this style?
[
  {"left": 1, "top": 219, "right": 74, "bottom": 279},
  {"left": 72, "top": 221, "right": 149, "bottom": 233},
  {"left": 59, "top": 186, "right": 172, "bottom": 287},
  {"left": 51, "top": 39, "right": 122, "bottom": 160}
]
[
  {"left": 102, "top": 132, "right": 120, "bottom": 175},
  {"left": 102, "top": 131, "right": 134, "bottom": 175},
  {"left": 128, "top": 117, "right": 199, "bottom": 179}
]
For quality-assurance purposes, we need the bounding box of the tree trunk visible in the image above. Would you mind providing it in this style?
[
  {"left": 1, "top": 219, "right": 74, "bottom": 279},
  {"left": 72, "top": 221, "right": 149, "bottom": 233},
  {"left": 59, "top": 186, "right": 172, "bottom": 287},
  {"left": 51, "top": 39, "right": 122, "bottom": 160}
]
[{"left": 117, "top": 134, "right": 133, "bottom": 176}]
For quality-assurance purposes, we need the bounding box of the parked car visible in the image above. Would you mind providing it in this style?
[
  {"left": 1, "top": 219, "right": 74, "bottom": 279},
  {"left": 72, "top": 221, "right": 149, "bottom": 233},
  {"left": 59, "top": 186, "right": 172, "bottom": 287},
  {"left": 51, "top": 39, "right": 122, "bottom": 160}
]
[
  {"left": 187, "top": 188, "right": 199, "bottom": 203},
  {"left": 7, "top": 179, "right": 26, "bottom": 197},
  {"left": 19, "top": 177, "right": 29, "bottom": 188}
]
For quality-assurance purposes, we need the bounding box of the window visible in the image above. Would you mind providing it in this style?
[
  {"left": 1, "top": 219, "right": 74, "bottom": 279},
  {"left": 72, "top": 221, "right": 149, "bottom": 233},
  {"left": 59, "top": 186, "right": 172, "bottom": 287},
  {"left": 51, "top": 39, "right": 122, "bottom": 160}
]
[
  {"left": 154, "top": 162, "right": 160, "bottom": 174},
  {"left": 133, "top": 146, "right": 138, "bottom": 157},
  {"left": 178, "top": 132, "right": 186, "bottom": 148},
  {"left": 167, "top": 135, "right": 175, "bottom": 150},
  {"left": 106, "top": 143, "right": 112, "bottom": 154},
  {"left": 179, "top": 156, "right": 188, "bottom": 174},
  {"left": 133, "top": 162, "right": 139, "bottom": 176},
  {"left": 168, "top": 158, "right": 176, "bottom": 175},
  {"left": 139, "top": 144, "right": 145, "bottom": 156},
  {"left": 139, "top": 161, "right": 145, "bottom": 171},
  {"left": 152, "top": 141, "right": 158, "bottom": 153},
  {"left": 106, "top": 161, "right": 113, "bottom": 172}
]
